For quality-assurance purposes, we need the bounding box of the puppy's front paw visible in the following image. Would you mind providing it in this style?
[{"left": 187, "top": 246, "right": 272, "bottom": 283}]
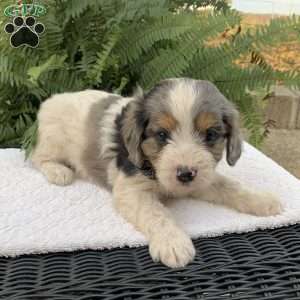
[
  {"left": 149, "top": 228, "right": 195, "bottom": 268},
  {"left": 42, "top": 163, "right": 74, "bottom": 186},
  {"left": 239, "top": 192, "right": 283, "bottom": 217}
]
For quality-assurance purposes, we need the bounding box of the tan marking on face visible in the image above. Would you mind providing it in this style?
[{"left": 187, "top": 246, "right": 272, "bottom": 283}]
[
  {"left": 156, "top": 113, "right": 178, "bottom": 132},
  {"left": 209, "top": 140, "right": 226, "bottom": 162},
  {"left": 141, "top": 138, "right": 161, "bottom": 163},
  {"left": 195, "top": 112, "right": 218, "bottom": 132}
]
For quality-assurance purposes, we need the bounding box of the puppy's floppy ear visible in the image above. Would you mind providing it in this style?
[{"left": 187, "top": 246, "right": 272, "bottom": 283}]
[
  {"left": 223, "top": 106, "right": 242, "bottom": 166},
  {"left": 120, "top": 89, "right": 147, "bottom": 167}
]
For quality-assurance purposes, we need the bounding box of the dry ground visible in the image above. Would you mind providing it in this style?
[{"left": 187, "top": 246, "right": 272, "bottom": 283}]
[
  {"left": 260, "top": 129, "right": 300, "bottom": 179},
  {"left": 232, "top": 14, "right": 300, "bottom": 179},
  {"left": 240, "top": 14, "right": 300, "bottom": 178},
  {"left": 242, "top": 128, "right": 300, "bottom": 179},
  {"left": 241, "top": 14, "right": 300, "bottom": 72},
  {"left": 210, "top": 13, "right": 300, "bottom": 72}
]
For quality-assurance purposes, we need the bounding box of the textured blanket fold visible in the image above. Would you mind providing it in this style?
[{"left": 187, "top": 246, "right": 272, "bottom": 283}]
[{"left": 1, "top": 142, "right": 300, "bottom": 257}]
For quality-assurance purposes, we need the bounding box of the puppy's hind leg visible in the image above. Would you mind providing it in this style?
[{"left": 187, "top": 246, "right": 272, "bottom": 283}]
[{"left": 31, "top": 137, "right": 75, "bottom": 186}]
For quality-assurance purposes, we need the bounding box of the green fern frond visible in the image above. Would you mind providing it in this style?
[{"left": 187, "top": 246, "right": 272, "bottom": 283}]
[
  {"left": 63, "top": 0, "right": 100, "bottom": 21},
  {"left": 140, "top": 41, "right": 198, "bottom": 88},
  {"left": 21, "top": 121, "right": 38, "bottom": 159},
  {"left": 28, "top": 54, "right": 68, "bottom": 85},
  {"left": 119, "top": 10, "right": 240, "bottom": 64},
  {"left": 117, "top": 0, "right": 169, "bottom": 21},
  {"left": 86, "top": 29, "right": 121, "bottom": 86}
]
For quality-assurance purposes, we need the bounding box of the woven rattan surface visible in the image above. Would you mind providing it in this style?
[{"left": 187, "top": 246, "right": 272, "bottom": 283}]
[{"left": 1, "top": 224, "right": 300, "bottom": 299}]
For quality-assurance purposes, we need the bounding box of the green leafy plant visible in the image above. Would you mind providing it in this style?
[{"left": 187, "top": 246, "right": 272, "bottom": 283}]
[{"left": 0, "top": 0, "right": 299, "bottom": 152}]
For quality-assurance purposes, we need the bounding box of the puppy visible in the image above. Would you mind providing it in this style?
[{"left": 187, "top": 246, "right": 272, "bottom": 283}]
[{"left": 31, "top": 78, "right": 283, "bottom": 268}]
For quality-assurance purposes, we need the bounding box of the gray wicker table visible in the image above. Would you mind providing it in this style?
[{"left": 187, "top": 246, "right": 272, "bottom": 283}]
[{"left": 1, "top": 224, "right": 300, "bottom": 299}]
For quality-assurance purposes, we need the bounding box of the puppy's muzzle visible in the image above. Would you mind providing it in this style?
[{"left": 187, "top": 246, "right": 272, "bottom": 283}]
[{"left": 176, "top": 166, "right": 198, "bottom": 183}]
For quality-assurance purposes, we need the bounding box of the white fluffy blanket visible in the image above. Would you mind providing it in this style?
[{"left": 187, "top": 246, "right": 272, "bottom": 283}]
[{"left": 1, "top": 142, "right": 300, "bottom": 257}]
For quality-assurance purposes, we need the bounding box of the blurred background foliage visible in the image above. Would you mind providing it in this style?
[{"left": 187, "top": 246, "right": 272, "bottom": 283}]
[{"left": 0, "top": 0, "right": 299, "bottom": 153}]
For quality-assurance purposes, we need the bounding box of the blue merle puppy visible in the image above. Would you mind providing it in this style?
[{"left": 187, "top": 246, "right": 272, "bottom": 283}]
[{"left": 31, "top": 78, "right": 283, "bottom": 268}]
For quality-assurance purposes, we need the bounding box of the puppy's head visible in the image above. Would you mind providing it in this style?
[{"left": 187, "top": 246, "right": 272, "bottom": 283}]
[{"left": 121, "top": 78, "right": 242, "bottom": 196}]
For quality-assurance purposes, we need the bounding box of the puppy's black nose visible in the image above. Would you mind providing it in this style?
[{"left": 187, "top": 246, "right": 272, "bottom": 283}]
[{"left": 176, "top": 167, "right": 197, "bottom": 183}]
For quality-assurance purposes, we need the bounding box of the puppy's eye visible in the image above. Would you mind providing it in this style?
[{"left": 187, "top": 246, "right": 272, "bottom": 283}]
[
  {"left": 156, "top": 130, "right": 169, "bottom": 143},
  {"left": 206, "top": 128, "right": 220, "bottom": 143}
]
